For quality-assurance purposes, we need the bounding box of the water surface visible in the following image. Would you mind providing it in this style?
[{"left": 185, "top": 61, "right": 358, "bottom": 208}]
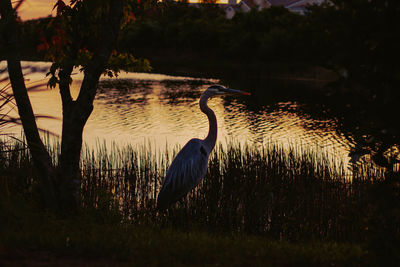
[{"left": 1, "top": 61, "right": 354, "bottom": 167}]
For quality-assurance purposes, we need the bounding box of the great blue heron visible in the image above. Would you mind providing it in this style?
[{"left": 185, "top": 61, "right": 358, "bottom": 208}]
[{"left": 157, "top": 85, "right": 251, "bottom": 210}]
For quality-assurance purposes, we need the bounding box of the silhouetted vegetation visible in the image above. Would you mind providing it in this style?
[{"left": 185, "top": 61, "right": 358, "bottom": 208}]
[
  {"left": 1, "top": 0, "right": 153, "bottom": 212},
  {"left": 118, "top": 2, "right": 310, "bottom": 77},
  {"left": 116, "top": 1, "right": 400, "bottom": 86},
  {"left": 0, "top": 139, "right": 394, "bottom": 239},
  {"left": 0, "top": 195, "right": 365, "bottom": 265},
  {"left": 14, "top": 1, "right": 400, "bottom": 87},
  {"left": 1, "top": 139, "right": 398, "bottom": 264},
  {"left": 2, "top": 0, "right": 400, "bottom": 264}
]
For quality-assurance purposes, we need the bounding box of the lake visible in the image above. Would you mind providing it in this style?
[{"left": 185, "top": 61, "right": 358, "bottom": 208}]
[{"left": 1, "top": 61, "right": 354, "bottom": 168}]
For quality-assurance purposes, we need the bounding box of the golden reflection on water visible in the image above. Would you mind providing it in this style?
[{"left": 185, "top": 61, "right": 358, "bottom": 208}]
[{"left": 1, "top": 61, "right": 353, "bottom": 169}]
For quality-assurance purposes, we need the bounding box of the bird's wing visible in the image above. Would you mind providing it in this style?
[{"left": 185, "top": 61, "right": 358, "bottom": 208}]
[{"left": 157, "top": 139, "right": 210, "bottom": 209}]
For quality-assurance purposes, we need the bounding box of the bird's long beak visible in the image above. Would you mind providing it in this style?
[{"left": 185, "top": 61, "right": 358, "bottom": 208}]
[{"left": 223, "top": 88, "right": 251, "bottom": 95}]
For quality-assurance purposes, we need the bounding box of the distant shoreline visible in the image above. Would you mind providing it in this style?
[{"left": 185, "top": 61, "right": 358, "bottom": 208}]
[
  {"left": 138, "top": 54, "right": 339, "bottom": 85},
  {"left": 2, "top": 54, "right": 338, "bottom": 85}
]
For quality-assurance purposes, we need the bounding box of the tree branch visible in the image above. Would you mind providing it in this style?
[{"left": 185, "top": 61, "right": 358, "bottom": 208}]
[
  {"left": 0, "top": 0, "right": 51, "bottom": 162},
  {"left": 76, "top": 0, "right": 124, "bottom": 111},
  {"left": 59, "top": 65, "right": 73, "bottom": 105},
  {"left": 1, "top": 0, "right": 56, "bottom": 208}
]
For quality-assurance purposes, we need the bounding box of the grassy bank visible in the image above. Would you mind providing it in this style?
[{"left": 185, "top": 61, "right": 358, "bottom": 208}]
[
  {"left": 0, "top": 198, "right": 365, "bottom": 266},
  {"left": 1, "top": 139, "right": 398, "bottom": 265},
  {"left": 0, "top": 140, "right": 382, "bottom": 240}
]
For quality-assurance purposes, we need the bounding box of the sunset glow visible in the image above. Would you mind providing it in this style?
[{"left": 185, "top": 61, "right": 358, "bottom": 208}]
[
  {"left": 16, "top": 0, "right": 229, "bottom": 21},
  {"left": 16, "top": 0, "right": 56, "bottom": 20}
]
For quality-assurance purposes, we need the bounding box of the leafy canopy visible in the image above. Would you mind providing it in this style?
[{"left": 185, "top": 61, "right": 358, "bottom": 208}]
[{"left": 42, "top": 0, "right": 151, "bottom": 88}]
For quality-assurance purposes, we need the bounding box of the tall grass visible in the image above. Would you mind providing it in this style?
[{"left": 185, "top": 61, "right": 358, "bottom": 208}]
[{"left": 0, "top": 138, "right": 386, "bottom": 242}]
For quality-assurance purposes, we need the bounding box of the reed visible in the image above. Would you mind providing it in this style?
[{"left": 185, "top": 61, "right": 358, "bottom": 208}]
[{"left": 0, "top": 138, "right": 385, "bottom": 242}]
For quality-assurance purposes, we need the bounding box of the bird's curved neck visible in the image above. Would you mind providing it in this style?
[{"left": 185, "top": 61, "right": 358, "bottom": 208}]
[{"left": 200, "top": 92, "right": 217, "bottom": 152}]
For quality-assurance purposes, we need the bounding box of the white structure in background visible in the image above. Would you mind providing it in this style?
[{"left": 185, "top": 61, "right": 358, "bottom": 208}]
[
  {"left": 225, "top": 0, "right": 268, "bottom": 19},
  {"left": 225, "top": 0, "right": 325, "bottom": 19},
  {"left": 284, "top": 0, "right": 325, "bottom": 14},
  {"left": 225, "top": 0, "right": 241, "bottom": 19}
]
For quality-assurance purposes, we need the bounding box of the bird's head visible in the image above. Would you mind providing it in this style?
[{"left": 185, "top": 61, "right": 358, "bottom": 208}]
[{"left": 206, "top": 85, "right": 251, "bottom": 97}]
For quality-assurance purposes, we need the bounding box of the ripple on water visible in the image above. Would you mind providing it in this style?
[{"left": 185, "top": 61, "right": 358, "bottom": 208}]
[{"left": 1, "top": 61, "right": 354, "bottom": 169}]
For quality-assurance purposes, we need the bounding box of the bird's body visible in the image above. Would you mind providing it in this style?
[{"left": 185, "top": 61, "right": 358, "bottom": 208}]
[
  {"left": 157, "top": 85, "right": 250, "bottom": 210},
  {"left": 157, "top": 138, "right": 209, "bottom": 210}
]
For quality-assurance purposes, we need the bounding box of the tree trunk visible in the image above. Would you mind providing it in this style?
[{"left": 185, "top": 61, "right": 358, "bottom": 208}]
[
  {"left": 1, "top": 0, "right": 124, "bottom": 211},
  {"left": 0, "top": 0, "right": 56, "bottom": 208},
  {"left": 57, "top": 0, "right": 124, "bottom": 210},
  {"left": 58, "top": 99, "right": 88, "bottom": 211}
]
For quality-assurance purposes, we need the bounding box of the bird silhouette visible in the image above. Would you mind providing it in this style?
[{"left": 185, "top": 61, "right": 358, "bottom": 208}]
[{"left": 157, "top": 85, "right": 250, "bottom": 210}]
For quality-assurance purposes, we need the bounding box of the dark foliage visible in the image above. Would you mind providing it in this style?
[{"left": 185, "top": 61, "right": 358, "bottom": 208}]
[{"left": 2, "top": 140, "right": 398, "bottom": 245}]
